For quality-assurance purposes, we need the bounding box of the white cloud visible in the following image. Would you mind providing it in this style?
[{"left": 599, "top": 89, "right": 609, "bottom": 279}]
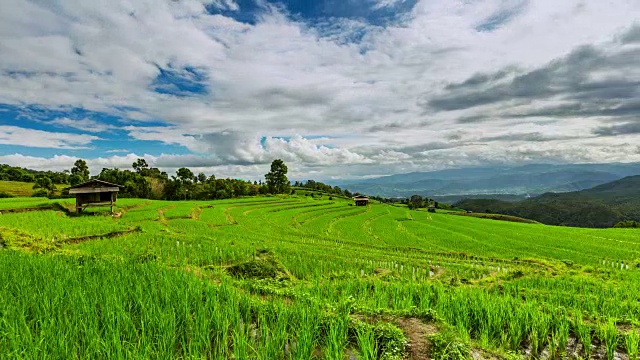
[
  {"left": 0, "top": 0, "right": 639, "bottom": 178},
  {"left": 48, "top": 118, "right": 114, "bottom": 133},
  {"left": 0, "top": 126, "right": 100, "bottom": 149},
  {"left": 106, "top": 149, "right": 130, "bottom": 153}
]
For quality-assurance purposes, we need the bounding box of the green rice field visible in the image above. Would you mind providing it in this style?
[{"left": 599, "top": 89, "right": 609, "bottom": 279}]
[{"left": 1, "top": 195, "right": 639, "bottom": 359}]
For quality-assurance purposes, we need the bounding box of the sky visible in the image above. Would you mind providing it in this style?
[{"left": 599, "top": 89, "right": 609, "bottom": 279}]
[{"left": 1, "top": 0, "right": 640, "bottom": 181}]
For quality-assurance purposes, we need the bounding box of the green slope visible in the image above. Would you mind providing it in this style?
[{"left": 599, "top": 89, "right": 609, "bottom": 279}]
[
  {"left": 0, "top": 180, "right": 67, "bottom": 197},
  {"left": 456, "top": 175, "right": 640, "bottom": 227},
  {"left": 1, "top": 196, "right": 640, "bottom": 358}
]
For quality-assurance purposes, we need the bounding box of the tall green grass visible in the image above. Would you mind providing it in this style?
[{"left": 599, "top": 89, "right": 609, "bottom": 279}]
[{"left": 1, "top": 195, "right": 640, "bottom": 358}]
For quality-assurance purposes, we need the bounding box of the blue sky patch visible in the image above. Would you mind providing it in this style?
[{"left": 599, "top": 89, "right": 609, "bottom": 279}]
[
  {"left": 475, "top": 1, "right": 528, "bottom": 32},
  {"left": 206, "top": 0, "right": 416, "bottom": 29},
  {"left": 151, "top": 65, "right": 209, "bottom": 97}
]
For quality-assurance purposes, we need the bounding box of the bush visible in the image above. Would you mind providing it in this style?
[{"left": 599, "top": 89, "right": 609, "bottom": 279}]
[
  {"left": 0, "top": 192, "right": 14, "bottom": 198},
  {"left": 349, "top": 320, "right": 407, "bottom": 360},
  {"left": 429, "top": 329, "right": 471, "bottom": 360},
  {"left": 31, "top": 189, "right": 49, "bottom": 198},
  {"left": 614, "top": 220, "right": 640, "bottom": 228}
]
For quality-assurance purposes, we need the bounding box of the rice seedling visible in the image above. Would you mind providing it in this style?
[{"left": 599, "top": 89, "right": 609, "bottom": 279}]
[
  {"left": 626, "top": 328, "right": 639, "bottom": 360},
  {"left": 355, "top": 322, "right": 378, "bottom": 360},
  {"left": 324, "top": 316, "right": 349, "bottom": 360},
  {"left": 600, "top": 321, "right": 619, "bottom": 360},
  {"left": 1, "top": 195, "right": 640, "bottom": 358},
  {"left": 575, "top": 317, "right": 592, "bottom": 359}
]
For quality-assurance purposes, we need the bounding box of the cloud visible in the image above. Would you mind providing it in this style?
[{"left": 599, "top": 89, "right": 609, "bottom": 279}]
[
  {"left": 125, "top": 127, "right": 372, "bottom": 166},
  {"left": 48, "top": 118, "right": 114, "bottom": 133},
  {"left": 620, "top": 23, "right": 640, "bottom": 44},
  {"left": 475, "top": 0, "right": 529, "bottom": 32},
  {"left": 428, "top": 45, "right": 640, "bottom": 113},
  {"left": 0, "top": 1, "right": 640, "bottom": 178},
  {"left": 0, "top": 126, "right": 100, "bottom": 149},
  {"left": 593, "top": 122, "right": 640, "bottom": 136}
]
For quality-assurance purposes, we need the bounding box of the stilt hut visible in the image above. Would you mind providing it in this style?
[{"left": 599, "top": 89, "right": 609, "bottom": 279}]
[
  {"left": 69, "top": 179, "right": 120, "bottom": 213},
  {"left": 353, "top": 195, "right": 369, "bottom": 206}
]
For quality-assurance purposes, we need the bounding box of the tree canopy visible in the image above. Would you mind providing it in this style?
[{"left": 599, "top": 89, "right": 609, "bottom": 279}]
[
  {"left": 70, "top": 159, "right": 90, "bottom": 184},
  {"left": 265, "top": 159, "right": 290, "bottom": 194}
]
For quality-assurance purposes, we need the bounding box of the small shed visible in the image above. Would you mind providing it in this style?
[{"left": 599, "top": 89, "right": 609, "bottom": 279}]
[
  {"left": 427, "top": 205, "right": 436, "bottom": 213},
  {"left": 353, "top": 195, "right": 369, "bottom": 206},
  {"left": 69, "top": 179, "right": 119, "bottom": 213}
]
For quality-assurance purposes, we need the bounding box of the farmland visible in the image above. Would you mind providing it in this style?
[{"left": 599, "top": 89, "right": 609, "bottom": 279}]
[
  {"left": 0, "top": 180, "right": 67, "bottom": 197},
  {"left": 1, "top": 195, "right": 640, "bottom": 359}
]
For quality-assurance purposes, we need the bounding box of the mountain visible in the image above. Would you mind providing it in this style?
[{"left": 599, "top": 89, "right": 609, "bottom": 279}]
[
  {"left": 455, "top": 176, "right": 640, "bottom": 228},
  {"left": 341, "top": 163, "right": 640, "bottom": 198}
]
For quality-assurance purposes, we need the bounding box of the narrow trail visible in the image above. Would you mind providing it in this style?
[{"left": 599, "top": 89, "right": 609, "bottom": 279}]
[
  {"left": 62, "top": 227, "right": 141, "bottom": 244},
  {"left": 0, "top": 202, "right": 71, "bottom": 215}
]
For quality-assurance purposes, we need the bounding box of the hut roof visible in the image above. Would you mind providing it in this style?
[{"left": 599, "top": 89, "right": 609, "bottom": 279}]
[
  {"left": 69, "top": 179, "right": 120, "bottom": 194},
  {"left": 353, "top": 195, "right": 369, "bottom": 200}
]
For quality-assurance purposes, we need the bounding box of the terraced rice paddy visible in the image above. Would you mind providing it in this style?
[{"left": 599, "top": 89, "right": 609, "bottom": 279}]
[{"left": 1, "top": 195, "right": 639, "bottom": 359}]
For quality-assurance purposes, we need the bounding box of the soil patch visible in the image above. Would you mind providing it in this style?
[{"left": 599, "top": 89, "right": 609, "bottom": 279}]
[
  {"left": 63, "top": 227, "right": 142, "bottom": 245},
  {"left": 393, "top": 317, "right": 438, "bottom": 360}
]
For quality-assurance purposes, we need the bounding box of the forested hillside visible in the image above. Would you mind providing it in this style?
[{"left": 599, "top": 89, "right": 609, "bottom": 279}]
[
  {"left": 342, "top": 163, "right": 640, "bottom": 197},
  {"left": 455, "top": 176, "right": 640, "bottom": 228}
]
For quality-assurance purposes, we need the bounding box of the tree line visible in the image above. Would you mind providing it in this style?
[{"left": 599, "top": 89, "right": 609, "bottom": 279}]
[
  {"left": 5, "top": 158, "right": 336, "bottom": 201},
  {"left": 292, "top": 179, "right": 353, "bottom": 198}
]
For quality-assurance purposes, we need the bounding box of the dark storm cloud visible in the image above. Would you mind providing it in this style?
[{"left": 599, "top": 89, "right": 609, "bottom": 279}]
[
  {"left": 456, "top": 115, "right": 489, "bottom": 124},
  {"left": 479, "top": 132, "right": 577, "bottom": 142},
  {"left": 396, "top": 142, "right": 458, "bottom": 153},
  {"left": 507, "top": 101, "right": 640, "bottom": 119},
  {"left": 620, "top": 24, "right": 640, "bottom": 44},
  {"left": 444, "top": 68, "right": 513, "bottom": 90},
  {"left": 593, "top": 122, "right": 640, "bottom": 136},
  {"left": 427, "top": 45, "right": 640, "bottom": 118}
]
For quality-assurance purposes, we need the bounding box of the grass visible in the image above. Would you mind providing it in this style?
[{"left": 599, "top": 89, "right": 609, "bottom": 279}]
[
  {"left": 0, "top": 180, "right": 67, "bottom": 197},
  {"left": 447, "top": 211, "right": 540, "bottom": 224},
  {"left": 1, "top": 195, "right": 640, "bottom": 358}
]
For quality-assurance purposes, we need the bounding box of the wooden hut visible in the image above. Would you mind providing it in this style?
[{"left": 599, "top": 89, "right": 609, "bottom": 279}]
[
  {"left": 68, "top": 179, "right": 119, "bottom": 213},
  {"left": 353, "top": 195, "right": 369, "bottom": 206},
  {"left": 427, "top": 205, "right": 436, "bottom": 213}
]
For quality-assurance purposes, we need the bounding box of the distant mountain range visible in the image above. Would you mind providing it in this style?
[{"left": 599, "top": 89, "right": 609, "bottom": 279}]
[
  {"left": 455, "top": 175, "right": 640, "bottom": 228},
  {"left": 341, "top": 163, "right": 640, "bottom": 198}
]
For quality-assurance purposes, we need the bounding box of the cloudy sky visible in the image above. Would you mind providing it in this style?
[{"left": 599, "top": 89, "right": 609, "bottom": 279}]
[{"left": 1, "top": 0, "right": 639, "bottom": 180}]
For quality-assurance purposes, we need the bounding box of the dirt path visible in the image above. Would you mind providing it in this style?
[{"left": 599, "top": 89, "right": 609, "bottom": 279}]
[
  {"left": 62, "top": 227, "right": 141, "bottom": 244},
  {"left": 393, "top": 318, "right": 438, "bottom": 360}
]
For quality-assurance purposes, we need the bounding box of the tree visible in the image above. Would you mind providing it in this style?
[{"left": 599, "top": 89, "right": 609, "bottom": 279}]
[
  {"left": 6, "top": 168, "right": 24, "bottom": 181},
  {"left": 197, "top": 172, "right": 207, "bottom": 183},
  {"left": 132, "top": 158, "right": 149, "bottom": 174},
  {"left": 32, "top": 176, "right": 55, "bottom": 196},
  {"left": 71, "top": 159, "right": 90, "bottom": 182},
  {"left": 176, "top": 168, "right": 194, "bottom": 184},
  {"left": 69, "top": 174, "right": 84, "bottom": 186},
  {"left": 408, "top": 195, "right": 424, "bottom": 210},
  {"left": 97, "top": 168, "right": 151, "bottom": 198},
  {"left": 265, "top": 159, "right": 289, "bottom": 194}
]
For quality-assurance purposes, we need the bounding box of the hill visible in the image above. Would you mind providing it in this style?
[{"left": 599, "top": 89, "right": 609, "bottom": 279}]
[
  {"left": 1, "top": 195, "right": 640, "bottom": 359},
  {"left": 455, "top": 175, "right": 640, "bottom": 228},
  {"left": 341, "top": 163, "right": 640, "bottom": 197},
  {"left": 0, "top": 180, "right": 67, "bottom": 197}
]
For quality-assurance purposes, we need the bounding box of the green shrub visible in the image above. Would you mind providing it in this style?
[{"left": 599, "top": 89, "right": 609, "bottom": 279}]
[
  {"left": 614, "top": 220, "right": 640, "bottom": 228},
  {"left": 31, "top": 189, "right": 49, "bottom": 198},
  {"left": 429, "top": 329, "right": 471, "bottom": 360}
]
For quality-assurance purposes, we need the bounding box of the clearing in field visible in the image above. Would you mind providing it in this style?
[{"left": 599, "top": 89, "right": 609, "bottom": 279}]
[{"left": 1, "top": 195, "right": 640, "bottom": 359}]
